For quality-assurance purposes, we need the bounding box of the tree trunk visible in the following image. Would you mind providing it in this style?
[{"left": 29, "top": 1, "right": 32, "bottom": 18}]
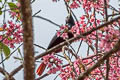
[{"left": 19, "top": 0, "right": 35, "bottom": 80}]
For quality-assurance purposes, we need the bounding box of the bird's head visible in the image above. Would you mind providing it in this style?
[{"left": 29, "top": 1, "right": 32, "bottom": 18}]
[{"left": 65, "top": 13, "right": 75, "bottom": 29}]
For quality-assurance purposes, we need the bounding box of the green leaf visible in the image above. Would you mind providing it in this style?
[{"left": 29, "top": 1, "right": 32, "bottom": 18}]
[
  {"left": 0, "top": 8, "right": 2, "bottom": 15},
  {"left": 8, "top": 2, "right": 17, "bottom": 11},
  {"left": 17, "top": 48, "right": 21, "bottom": 54},
  {"left": 0, "top": 42, "right": 10, "bottom": 58},
  {"left": 0, "top": 10, "right": 2, "bottom": 15},
  {"left": 0, "top": 0, "right": 2, "bottom": 2},
  {"left": 13, "top": 56, "right": 23, "bottom": 61},
  {"left": 3, "top": 44, "right": 10, "bottom": 58}
]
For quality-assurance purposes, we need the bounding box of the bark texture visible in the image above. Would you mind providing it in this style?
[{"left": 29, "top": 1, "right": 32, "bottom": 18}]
[{"left": 19, "top": 0, "right": 35, "bottom": 80}]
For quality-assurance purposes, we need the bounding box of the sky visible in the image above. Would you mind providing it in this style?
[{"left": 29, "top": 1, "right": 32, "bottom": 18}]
[{"left": 0, "top": 0, "right": 119, "bottom": 80}]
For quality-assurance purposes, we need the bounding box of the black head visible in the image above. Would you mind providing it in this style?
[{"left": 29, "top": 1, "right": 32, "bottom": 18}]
[{"left": 65, "top": 14, "right": 75, "bottom": 29}]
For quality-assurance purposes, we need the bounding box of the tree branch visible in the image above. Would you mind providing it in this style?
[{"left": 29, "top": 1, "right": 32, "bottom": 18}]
[
  {"left": 78, "top": 39, "right": 120, "bottom": 80},
  {"left": 0, "top": 67, "right": 15, "bottom": 80}
]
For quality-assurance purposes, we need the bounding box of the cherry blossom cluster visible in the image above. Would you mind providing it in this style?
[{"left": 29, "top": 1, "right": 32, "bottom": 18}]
[
  {"left": 60, "top": 66, "right": 76, "bottom": 80},
  {"left": 9, "top": 2, "right": 21, "bottom": 21},
  {"left": 60, "top": 55, "right": 120, "bottom": 80},
  {"left": 42, "top": 53, "right": 63, "bottom": 74},
  {"left": 98, "top": 25, "right": 120, "bottom": 52},
  {"left": 85, "top": 54, "right": 120, "bottom": 80},
  {"left": 60, "top": 58, "right": 84, "bottom": 80},
  {"left": 1, "top": 21, "right": 23, "bottom": 48},
  {"left": 57, "top": 25, "right": 69, "bottom": 39},
  {"left": 0, "top": 2, "right": 23, "bottom": 48},
  {"left": 69, "top": 0, "right": 109, "bottom": 14},
  {"left": 107, "top": 54, "right": 120, "bottom": 80},
  {"left": 84, "top": 54, "right": 120, "bottom": 80}
]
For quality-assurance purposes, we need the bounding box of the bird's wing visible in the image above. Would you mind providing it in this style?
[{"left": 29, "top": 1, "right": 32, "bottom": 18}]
[
  {"left": 47, "top": 33, "right": 65, "bottom": 49},
  {"left": 47, "top": 32, "right": 73, "bottom": 49}
]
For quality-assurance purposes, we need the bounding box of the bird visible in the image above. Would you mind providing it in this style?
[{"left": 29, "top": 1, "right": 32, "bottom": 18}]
[{"left": 36, "top": 13, "right": 75, "bottom": 76}]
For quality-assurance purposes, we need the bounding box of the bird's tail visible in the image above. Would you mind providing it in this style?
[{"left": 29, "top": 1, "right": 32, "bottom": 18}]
[{"left": 36, "top": 62, "right": 47, "bottom": 76}]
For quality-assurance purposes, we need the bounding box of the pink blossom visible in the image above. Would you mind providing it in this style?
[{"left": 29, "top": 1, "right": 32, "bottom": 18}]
[
  {"left": 57, "top": 31, "right": 61, "bottom": 37},
  {"left": 60, "top": 66, "right": 75, "bottom": 80},
  {"left": 42, "top": 54, "right": 62, "bottom": 75},
  {"left": 61, "top": 33, "right": 68, "bottom": 39},
  {"left": 70, "top": 1, "right": 80, "bottom": 9},
  {"left": 16, "top": 2, "right": 21, "bottom": 7},
  {"left": 80, "top": 15, "right": 85, "bottom": 20},
  {"left": 90, "top": 16, "right": 95, "bottom": 23}
]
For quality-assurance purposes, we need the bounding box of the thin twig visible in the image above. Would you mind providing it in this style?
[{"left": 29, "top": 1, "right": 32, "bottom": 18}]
[
  {"left": 104, "top": 0, "right": 110, "bottom": 79},
  {"left": 31, "top": 0, "right": 36, "bottom": 3},
  {"left": 77, "top": 40, "right": 83, "bottom": 54},
  {"left": 34, "top": 44, "right": 47, "bottom": 50},
  {"left": 32, "top": 10, "right": 41, "bottom": 16},
  {"left": 109, "top": 5, "right": 119, "bottom": 12},
  {"left": 35, "top": 73, "right": 49, "bottom": 80},
  {"left": 64, "top": 1, "right": 78, "bottom": 22},
  {"left": 33, "top": 15, "right": 61, "bottom": 28}
]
